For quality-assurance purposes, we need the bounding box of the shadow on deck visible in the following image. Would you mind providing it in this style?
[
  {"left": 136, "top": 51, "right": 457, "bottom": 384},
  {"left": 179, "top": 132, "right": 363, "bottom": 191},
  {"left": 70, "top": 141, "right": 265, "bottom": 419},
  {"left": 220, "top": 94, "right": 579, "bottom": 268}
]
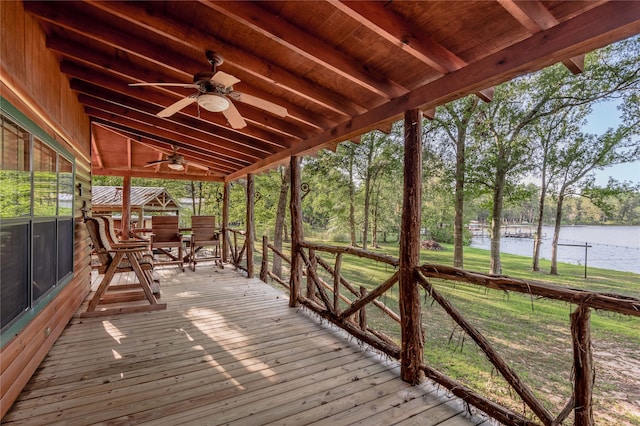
[{"left": 3, "top": 263, "right": 489, "bottom": 425}]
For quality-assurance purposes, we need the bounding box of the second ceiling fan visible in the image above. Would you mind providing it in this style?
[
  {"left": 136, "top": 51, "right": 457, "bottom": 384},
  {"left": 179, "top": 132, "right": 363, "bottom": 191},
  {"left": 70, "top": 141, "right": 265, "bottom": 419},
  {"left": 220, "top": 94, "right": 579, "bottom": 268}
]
[{"left": 131, "top": 51, "right": 287, "bottom": 129}]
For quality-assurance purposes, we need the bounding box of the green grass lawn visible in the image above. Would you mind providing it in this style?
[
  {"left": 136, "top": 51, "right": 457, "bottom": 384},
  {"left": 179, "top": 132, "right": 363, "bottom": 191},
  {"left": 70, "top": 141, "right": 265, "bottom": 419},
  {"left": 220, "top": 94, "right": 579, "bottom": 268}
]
[{"left": 260, "top": 239, "right": 640, "bottom": 425}]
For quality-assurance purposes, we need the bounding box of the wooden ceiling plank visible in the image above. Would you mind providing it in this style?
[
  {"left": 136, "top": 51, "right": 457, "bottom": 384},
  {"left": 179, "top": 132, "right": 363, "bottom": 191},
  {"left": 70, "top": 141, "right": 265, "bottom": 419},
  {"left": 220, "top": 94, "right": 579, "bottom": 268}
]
[
  {"left": 332, "top": 1, "right": 467, "bottom": 74},
  {"left": 92, "top": 119, "right": 242, "bottom": 174},
  {"left": 97, "top": 124, "right": 238, "bottom": 173},
  {"left": 127, "top": 138, "right": 132, "bottom": 170},
  {"left": 90, "top": 126, "right": 104, "bottom": 169},
  {"left": 57, "top": 55, "right": 299, "bottom": 149},
  {"left": 92, "top": 167, "right": 224, "bottom": 182},
  {"left": 332, "top": 1, "right": 494, "bottom": 102},
  {"left": 80, "top": 0, "right": 363, "bottom": 117},
  {"left": 84, "top": 104, "right": 256, "bottom": 167},
  {"left": 226, "top": 0, "right": 640, "bottom": 181},
  {"left": 203, "top": 1, "right": 407, "bottom": 99},
  {"left": 69, "top": 77, "right": 283, "bottom": 156},
  {"left": 498, "top": 0, "right": 585, "bottom": 74},
  {"left": 27, "top": 1, "right": 334, "bottom": 133}
]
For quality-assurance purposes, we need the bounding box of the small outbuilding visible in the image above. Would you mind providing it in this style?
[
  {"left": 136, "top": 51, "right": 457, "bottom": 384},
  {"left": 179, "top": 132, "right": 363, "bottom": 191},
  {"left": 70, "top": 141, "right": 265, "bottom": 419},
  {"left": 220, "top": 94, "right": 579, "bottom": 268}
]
[{"left": 91, "top": 186, "right": 180, "bottom": 229}]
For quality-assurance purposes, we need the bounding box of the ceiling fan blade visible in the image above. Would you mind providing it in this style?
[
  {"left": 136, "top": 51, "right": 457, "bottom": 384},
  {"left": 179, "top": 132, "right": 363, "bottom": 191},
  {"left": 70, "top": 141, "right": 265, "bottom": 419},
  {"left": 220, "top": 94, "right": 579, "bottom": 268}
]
[
  {"left": 157, "top": 95, "right": 198, "bottom": 118},
  {"left": 230, "top": 91, "right": 288, "bottom": 117},
  {"left": 184, "top": 161, "right": 209, "bottom": 170},
  {"left": 221, "top": 100, "right": 247, "bottom": 129},
  {"left": 144, "top": 159, "right": 169, "bottom": 167},
  {"left": 130, "top": 82, "right": 200, "bottom": 89},
  {"left": 210, "top": 71, "right": 241, "bottom": 88}
]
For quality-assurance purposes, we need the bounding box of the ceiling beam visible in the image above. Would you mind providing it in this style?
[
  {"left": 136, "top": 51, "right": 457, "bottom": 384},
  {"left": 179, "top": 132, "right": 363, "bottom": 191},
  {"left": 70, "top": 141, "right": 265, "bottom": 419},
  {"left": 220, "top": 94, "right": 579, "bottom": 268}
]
[
  {"left": 332, "top": 1, "right": 495, "bottom": 102},
  {"left": 225, "top": 0, "right": 640, "bottom": 181},
  {"left": 93, "top": 123, "right": 234, "bottom": 173},
  {"left": 69, "top": 78, "right": 282, "bottom": 157},
  {"left": 498, "top": 0, "right": 585, "bottom": 74},
  {"left": 202, "top": 1, "right": 407, "bottom": 99},
  {"left": 77, "top": 0, "right": 365, "bottom": 118},
  {"left": 53, "top": 46, "right": 300, "bottom": 148},
  {"left": 84, "top": 104, "right": 255, "bottom": 169}
]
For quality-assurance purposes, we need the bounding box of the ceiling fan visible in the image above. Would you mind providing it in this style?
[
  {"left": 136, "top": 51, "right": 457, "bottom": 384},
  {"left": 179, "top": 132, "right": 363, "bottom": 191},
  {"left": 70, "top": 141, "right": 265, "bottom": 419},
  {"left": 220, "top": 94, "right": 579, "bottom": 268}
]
[
  {"left": 143, "top": 145, "right": 207, "bottom": 171},
  {"left": 130, "top": 50, "right": 287, "bottom": 129}
]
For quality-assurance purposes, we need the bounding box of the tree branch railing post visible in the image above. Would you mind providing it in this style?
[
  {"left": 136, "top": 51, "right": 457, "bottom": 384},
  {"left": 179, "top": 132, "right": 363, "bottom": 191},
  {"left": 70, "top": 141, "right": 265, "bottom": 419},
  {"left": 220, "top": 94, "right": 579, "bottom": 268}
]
[
  {"left": 358, "top": 286, "right": 367, "bottom": 331},
  {"left": 571, "top": 304, "right": 594, "bottom": 426}
]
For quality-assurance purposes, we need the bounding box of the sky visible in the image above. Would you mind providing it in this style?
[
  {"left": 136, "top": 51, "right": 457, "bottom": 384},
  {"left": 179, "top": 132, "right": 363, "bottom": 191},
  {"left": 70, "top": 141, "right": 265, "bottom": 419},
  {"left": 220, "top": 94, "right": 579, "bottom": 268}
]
[{"left": 586, "top": 100, "right": 640, "bottom": 187}]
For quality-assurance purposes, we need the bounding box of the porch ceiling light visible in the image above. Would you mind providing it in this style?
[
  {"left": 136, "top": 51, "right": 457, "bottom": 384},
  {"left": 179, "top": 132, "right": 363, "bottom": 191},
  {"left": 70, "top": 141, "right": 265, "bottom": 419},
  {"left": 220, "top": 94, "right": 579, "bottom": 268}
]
[
  {"left": 167, "top": 162, "right": 184, "bottom": 171},
  {"left": 197, "top": 93, "right": 230, "bottom": 112}
]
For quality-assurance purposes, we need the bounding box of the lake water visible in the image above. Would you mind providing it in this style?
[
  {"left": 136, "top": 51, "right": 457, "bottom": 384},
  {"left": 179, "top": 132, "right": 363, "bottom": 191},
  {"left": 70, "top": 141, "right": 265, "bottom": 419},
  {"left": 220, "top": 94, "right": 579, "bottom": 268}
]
[{"left": 470, "top": 225, "right": 640, "bottom": 274}]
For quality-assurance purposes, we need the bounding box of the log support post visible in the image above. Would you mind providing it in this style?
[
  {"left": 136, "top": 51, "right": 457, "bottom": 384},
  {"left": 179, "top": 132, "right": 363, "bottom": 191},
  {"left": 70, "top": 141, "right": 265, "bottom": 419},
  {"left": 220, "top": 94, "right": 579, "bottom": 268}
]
[
  {"left": 572, "top": 304, "right": 594, "bottom": 426},
  {"left": 246, "top": 173, "right": 255, "bottom": 278},
  {"left": 121, "top": 176, "right": 131, "bottom": 240},
  {"left": 260, "top": 235, "right": 268, "bottom": 283},
  {"left": 399, "top": 108, "right": 425, "bottom": 384},
  {"left": 333, "top": 253, "right": 342, "bottom": 313},
  {"left": 222, "top": 182, "right": 230, "bottom": 263},
  {"left": 289, "top": 156, "right": 303, "bottom": 307}
]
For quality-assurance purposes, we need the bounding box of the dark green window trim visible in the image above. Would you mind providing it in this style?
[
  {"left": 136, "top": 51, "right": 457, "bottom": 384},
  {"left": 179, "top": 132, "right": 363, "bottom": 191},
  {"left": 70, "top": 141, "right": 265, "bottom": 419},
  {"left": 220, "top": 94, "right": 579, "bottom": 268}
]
[{"left": 1, "top": 97, "right": 76, "bottom": 348}]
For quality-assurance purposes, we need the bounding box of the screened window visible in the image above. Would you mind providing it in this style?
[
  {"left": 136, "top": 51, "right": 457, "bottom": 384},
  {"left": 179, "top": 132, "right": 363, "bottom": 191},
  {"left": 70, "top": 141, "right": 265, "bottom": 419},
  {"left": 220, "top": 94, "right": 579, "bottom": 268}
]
[{"left": 0, "top": 111, "right": 75, "bottom": 334}]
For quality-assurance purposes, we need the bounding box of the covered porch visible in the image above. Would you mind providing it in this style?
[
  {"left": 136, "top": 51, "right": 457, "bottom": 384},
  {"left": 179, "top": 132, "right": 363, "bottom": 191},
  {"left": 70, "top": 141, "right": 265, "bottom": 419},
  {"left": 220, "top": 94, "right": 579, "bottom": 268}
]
[{"left": 3, "top": 265, "right": 486, "bottom": 425}]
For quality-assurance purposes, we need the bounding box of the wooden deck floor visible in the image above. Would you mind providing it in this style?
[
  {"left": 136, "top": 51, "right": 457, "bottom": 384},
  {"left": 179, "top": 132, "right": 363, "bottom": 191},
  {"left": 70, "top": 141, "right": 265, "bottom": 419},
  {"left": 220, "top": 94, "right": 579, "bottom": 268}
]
[{"left": 4, "top": 264, "right": 488, "bottom": 425}]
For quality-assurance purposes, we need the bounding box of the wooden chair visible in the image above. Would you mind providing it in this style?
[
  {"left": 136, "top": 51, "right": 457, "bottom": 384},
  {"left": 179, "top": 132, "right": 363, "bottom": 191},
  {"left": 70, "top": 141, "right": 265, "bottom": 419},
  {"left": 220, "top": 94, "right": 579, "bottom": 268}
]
[
  {"left": 84, "top": 217, "right": 166, "bottom": 317},
  {"left": 96, "top": 216, "right": 160, "bottom": 293},
  {"left": 189, "top": 215, "right": 222, "bottom": 271},
  {"left": 150, "top": 215, "right": 184, "bottom": 272}
]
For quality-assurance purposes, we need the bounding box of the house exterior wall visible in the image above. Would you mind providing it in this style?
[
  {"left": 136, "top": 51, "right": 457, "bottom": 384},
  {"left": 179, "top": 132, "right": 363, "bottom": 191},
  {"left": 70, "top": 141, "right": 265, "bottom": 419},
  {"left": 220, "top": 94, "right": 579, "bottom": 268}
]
[{"left": 1, "top": 1, "right": 92, "bottom": 417}]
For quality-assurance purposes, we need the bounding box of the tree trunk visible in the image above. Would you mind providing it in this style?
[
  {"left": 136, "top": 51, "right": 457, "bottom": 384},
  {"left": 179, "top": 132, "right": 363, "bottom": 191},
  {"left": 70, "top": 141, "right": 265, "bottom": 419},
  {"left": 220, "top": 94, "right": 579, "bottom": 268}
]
[
  {"left": 348, "top": 154, "right": 357, "bottom": 247},
  {"left": 550, "top": 193, "right": 565, "bottom": 275},
  {"left": 246, "top": 174, "right": 255, "bottom": 279},
  {"left": 489, "top": 168, "right": 507, "bottom": 275},
  {"left": 532, "top": 169, "right": 548, "bottom": 271},
  {"left": 362, "top": 167, "right": 371, "bottom": 251},
  {"left": 372, "top": 188, "right": 379, "bottom": 248},
  {"left": 273, "top": 166, "right": 290, "bottom": 278},
  {"left": 453, "top": 133, "right": 465, "bottom": 268}
]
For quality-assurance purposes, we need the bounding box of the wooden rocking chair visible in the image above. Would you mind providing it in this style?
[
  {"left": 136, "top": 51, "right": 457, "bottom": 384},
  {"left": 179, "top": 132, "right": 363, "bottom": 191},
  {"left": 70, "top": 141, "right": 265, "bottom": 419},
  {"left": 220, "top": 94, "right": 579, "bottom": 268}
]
[
  {"left": 96, "top": 215, "right": 160, "bottom": 294},
  {"left": 84, "top": 216, "right": 166, "bottom": 317},
  {"left": 189, "top": 215, "right": 222, "bottom": 271}
]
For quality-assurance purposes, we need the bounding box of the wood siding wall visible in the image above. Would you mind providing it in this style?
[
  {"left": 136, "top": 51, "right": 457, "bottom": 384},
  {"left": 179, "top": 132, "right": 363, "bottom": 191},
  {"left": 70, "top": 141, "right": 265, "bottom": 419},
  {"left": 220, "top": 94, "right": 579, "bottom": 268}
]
[{"left": 1, "top": 1, "right": 92, "bottom": 418}]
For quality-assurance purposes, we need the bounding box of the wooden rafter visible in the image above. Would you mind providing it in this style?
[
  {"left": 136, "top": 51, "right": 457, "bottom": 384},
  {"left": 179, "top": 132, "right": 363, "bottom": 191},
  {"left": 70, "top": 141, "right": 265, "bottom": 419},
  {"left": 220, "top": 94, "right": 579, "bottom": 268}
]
[{"left": 498, "top": 0, "right": 586, "bottom": 74}]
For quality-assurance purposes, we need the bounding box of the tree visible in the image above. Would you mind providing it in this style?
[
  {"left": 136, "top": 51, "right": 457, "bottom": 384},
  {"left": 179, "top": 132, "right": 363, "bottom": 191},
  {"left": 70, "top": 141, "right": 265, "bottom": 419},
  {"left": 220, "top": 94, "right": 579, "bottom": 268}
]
[
  {"left": 529, "top": 107, "right": 587, "bottom": 271},
  {"left": 431, "top": 96, "right": 481, "bottom": 268},
  {"left": 548, "top": 123, "right": 640, "bottom": 274},
  {"left": 272, "top": 166, "right": 289, "bottom": 278},
  {"left": 354, "top": 130, "right": 402, "bottom": 250}
]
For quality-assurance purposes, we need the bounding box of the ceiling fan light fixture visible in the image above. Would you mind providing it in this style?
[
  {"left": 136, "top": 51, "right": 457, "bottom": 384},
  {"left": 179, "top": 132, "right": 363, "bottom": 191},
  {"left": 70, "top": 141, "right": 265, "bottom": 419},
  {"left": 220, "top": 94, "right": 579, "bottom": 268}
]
[
  {"left": 167, "top": 162, "right": 184, "bottom": 171},
  {"left": 197, "top": 93, "right": 230, "bottom": 112}
]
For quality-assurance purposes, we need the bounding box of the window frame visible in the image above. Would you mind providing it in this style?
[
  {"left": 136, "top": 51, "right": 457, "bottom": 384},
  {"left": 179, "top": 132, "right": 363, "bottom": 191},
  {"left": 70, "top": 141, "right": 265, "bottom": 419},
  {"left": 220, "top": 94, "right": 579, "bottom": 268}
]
[{"left": 1, "top": 97, "right": 76, "bottom": 346}]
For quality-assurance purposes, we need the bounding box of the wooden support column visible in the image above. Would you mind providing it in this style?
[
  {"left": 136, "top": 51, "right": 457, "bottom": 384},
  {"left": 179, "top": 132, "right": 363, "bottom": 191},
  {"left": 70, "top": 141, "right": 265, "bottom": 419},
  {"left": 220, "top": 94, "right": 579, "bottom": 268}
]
[
  {"left": 246, "top": 174, "right": 255, "bottom": 278},
  {"left": 260, "top": 235, "right": 268, "bottom": 282},
  {"left": 121, "top": 176, "right": 132, "bottom": 240},
  {"left": 222, "top": 182, "right": 230, "bottom": 263},
  {"left": 289, "top": 156, "right": 303, "bottom": 307},
  {"left": 572, "top": 304, "right": 594, "bottom": 426},
  {"left": 399, "top": 108, "right": 425, "bottom": 384}
]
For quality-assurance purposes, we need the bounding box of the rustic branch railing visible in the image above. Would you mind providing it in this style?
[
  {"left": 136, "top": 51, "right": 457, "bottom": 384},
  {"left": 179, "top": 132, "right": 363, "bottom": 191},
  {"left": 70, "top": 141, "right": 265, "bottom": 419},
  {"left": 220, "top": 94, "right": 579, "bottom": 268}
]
[
  {"left": 258, "top": 237, "right": 640, "bottom": 426},
  {"left": 226, "top": 228, "right": 248, "bottom": 272}
]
